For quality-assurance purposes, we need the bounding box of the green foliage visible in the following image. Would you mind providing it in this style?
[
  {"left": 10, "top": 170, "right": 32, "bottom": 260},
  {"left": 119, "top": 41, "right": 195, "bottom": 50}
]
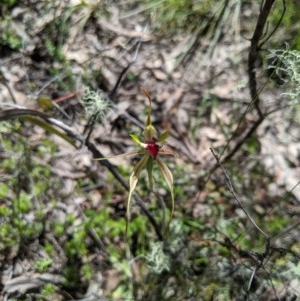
[
  {"left": 0, "top": 0, "right": 16, "bottom": 9},
  {"left": 44, "top": 242, "right": 55, "bottom": 255},
  {"left": 0, "top": 139, "right": 47, "bottom": 245},
  {"left": 39, "top": 3, "right": 73, "bottom": 62},
  {"left": 0, "top": 127, "right": 62, "bottom": 254},
  {"left": 129, "top": 0, "right": 217, "bottom": 34},
  {"left": 65, "top": 226, "right": 88, "bottom": 257},
  {"left": 41, "top": 283, "right": 57, "bottom": 296},
  {"left": 47, "top": 64, "right": 77, "bottom": 92},
  {"left": 0, "top": 15, "right": 22, "bottom": 51},
  {"left": 265, "top": 214, "right": 291, "bottom": 234},
  {"left": 0, "top": 182, "right": 9, "bottom": 198},
  {"left": 81, "top": 263, "right": 93, "bottom": 281},
  {"left": 35, "top": 258, "right": 53, "bottom": 272},
  {"left": 126, "top": 71, "right": 138, "bottom": 83},
  {"left": 0, "top": 223, "right": 18, "bottom": 249},
  {"left": 16, "top": 191, "right": 32, "bottom": 213},
  {"left": 270, "top": 1, "right": 300, "bottom": 49}
]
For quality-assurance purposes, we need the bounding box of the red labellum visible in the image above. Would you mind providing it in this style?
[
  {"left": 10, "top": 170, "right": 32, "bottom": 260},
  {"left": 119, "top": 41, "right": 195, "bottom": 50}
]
[{"left": 146, "top": 141, "right": 160, "bottom": 159}]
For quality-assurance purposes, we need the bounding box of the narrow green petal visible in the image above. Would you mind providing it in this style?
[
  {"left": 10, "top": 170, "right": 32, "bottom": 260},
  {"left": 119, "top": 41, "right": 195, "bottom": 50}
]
[
  {"left": 156, "top": 157, "right": 174, "bottom": 234},
  {"left": 146, "top": 156, "right": 154, "bottom": 189},
  {"left": 126, "top": 154, "right": 149, "bottom": 237},
  {"left": 130, "top": 133, "right": 142, "bottom": 145},
  {"left": 156, "top": 157, "right": 173, "bottom": 186},
  {"left": 158, "top": 131, "right": 169, "bottom": 142}
]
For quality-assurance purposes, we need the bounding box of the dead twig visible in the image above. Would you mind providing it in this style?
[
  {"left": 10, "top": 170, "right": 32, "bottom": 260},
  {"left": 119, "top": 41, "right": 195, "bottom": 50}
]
[
  {"left": 210, "top": 147, "right": 272, "bottom": 294},
  {"left": 109, "top": 34, "right": 143, "bottom": 100},
  {"left": 0, "top": 67, "right": 17, "bottom": 104},
  {"left": 210, "top": 148, "right": 269, "bottom": 240}
]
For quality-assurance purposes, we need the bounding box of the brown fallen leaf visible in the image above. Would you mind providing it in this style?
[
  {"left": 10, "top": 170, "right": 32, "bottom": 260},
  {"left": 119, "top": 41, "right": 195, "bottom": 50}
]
[{"left": 152, "top": 69, "right": 168, "bottom": 81}]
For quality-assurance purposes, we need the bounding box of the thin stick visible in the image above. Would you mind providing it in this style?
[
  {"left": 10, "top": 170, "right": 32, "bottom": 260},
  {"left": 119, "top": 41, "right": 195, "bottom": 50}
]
[
  {"left": 109, "top": 33, "right": 143, "bottom": 100},
  {"left": 210, "top": 147, "right": 269, "bottom": 240}
]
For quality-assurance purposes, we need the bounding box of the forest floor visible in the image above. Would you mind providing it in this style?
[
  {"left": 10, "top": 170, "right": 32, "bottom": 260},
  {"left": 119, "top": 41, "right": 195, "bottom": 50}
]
[{"left": 1, "top": 1, "right": 300, "bottom": 301}]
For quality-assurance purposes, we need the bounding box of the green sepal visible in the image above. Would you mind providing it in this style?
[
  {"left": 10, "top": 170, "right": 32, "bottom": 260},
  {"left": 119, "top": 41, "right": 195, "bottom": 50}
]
[
  {"left": 156, "top": 157, "right": 174, "bottom": 234},
  {"left": 146, "top": 156, "right": 154, "bottom": 190},
  {"left": 158, "top": 131, "right": 169, "bottom": 142},
  {"left": 140, "top": 87, "right": 152, "bottom": 127},
  {"left": 130, "top": 133, "right": 142, "bottom": 145},
  {"left": 126, "top": 154, "right": 149, "bottom": 237},
  {"left": 143, "top": 124, "right": 157, "bottom": 141}
]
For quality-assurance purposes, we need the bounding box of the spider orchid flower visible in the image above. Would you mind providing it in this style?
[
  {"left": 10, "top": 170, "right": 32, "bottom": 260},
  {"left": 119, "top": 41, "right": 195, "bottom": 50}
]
[
  {"left": 127, "top": 88, "right": 176, "bottom": 233},
  {"left": 97, "top": 88, "right": 176, "bottom": 236}
]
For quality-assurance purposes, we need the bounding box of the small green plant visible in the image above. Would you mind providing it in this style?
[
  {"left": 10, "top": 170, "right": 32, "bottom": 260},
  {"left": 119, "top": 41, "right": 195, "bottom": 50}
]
[
  {"left": 270, "top": 1, "right": 300, "bottom": 49},
  {"left": 41, "top": 283, "right": 57, "bottom": 296},
  {"left": 35, "top": 258, "right": 53, "bottom": 272},
  {"left": 125, "top": 0, "right": 216, "bottom": 34},
  {"left": 0, "top": 15, "right": 22, "bottom": 51}
]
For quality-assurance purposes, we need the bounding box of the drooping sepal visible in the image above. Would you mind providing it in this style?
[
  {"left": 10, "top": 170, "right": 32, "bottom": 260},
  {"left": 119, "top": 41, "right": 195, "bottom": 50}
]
[
  {"left": 146, "top": 156, "right": 154, "bottom": 189},
  {"left": 156, "top": 157, "right": 174, "bottom": 234},
  {"left": 126, "top": 154, "right": 149, "bottom": 236}
]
